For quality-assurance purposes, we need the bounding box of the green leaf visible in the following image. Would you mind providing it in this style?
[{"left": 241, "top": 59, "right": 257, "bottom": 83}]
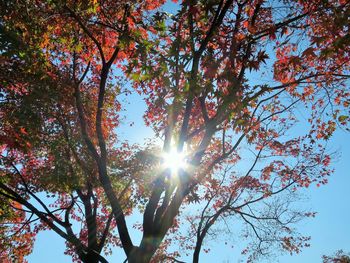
[
  {"left": 184, "top": 82, "right": 190, "bottom": 92},
  {"left": 338, "top": 115, "right": 348, "bottom": 122},
  {"left": 131, "top": 73, "right": 141, "bottom": 81}
]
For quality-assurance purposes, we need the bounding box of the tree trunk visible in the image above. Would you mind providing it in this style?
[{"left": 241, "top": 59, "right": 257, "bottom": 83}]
[
  {"left": 81, "top": 251, "right": 99, "bottom": 263},
  {"left": 127, "top": 246, "right": 154, "bottom": 263},
  {"left": 192, "top": 237, "right": 203, "bottom": 263}
]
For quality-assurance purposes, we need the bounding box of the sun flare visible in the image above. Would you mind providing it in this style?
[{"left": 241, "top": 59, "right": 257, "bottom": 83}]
[{"left": 162, "top": 148, "right": 187, "bottom": 174}]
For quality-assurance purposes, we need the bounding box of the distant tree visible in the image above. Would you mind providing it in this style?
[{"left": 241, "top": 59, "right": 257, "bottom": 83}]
[
  {"left": 323, "top": 250, "right": 350, "bottom": 263},
  {"left": 0, "top": 0, "right": 349, "bottom": 262}
]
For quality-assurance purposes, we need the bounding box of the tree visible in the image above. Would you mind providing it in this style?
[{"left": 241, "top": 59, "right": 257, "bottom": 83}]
[
  {"left": 323, "top": 250, "right": 350, "bottom": 263},
  {"left": 0, "top": 0, "right": 349, "bottom": 262}
]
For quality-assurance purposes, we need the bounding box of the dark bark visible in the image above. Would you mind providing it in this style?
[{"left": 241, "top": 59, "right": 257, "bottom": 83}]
[
  {"left": 192, "top": 240, "right": 202, "bottom": 263},
  {"left": 127, "top": 245, "right": 156, "bottom": 263}
]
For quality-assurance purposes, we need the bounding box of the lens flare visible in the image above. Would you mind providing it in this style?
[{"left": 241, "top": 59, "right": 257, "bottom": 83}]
[{"left": 162, "top": 148, "right": 187, "bottom": 174}]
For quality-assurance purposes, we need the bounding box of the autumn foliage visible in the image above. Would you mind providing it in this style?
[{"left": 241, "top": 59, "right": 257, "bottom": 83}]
[{"left": 0, "top": 0, "right": 349, "bottom": 262}]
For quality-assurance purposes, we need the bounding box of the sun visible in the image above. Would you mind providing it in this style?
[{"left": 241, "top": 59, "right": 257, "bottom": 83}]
[{"left": 162, "top": 148, "right": 187, "bottom": 174}]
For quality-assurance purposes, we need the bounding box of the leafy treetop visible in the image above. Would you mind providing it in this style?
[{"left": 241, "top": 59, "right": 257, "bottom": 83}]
[{"left": 0, "top": 0, "right": 349, "bottom": 262}]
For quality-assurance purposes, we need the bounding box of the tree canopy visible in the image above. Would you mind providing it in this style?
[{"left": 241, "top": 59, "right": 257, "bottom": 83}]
[{"left": 0, "top": 0, "right": 349, "bottom": 262}]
